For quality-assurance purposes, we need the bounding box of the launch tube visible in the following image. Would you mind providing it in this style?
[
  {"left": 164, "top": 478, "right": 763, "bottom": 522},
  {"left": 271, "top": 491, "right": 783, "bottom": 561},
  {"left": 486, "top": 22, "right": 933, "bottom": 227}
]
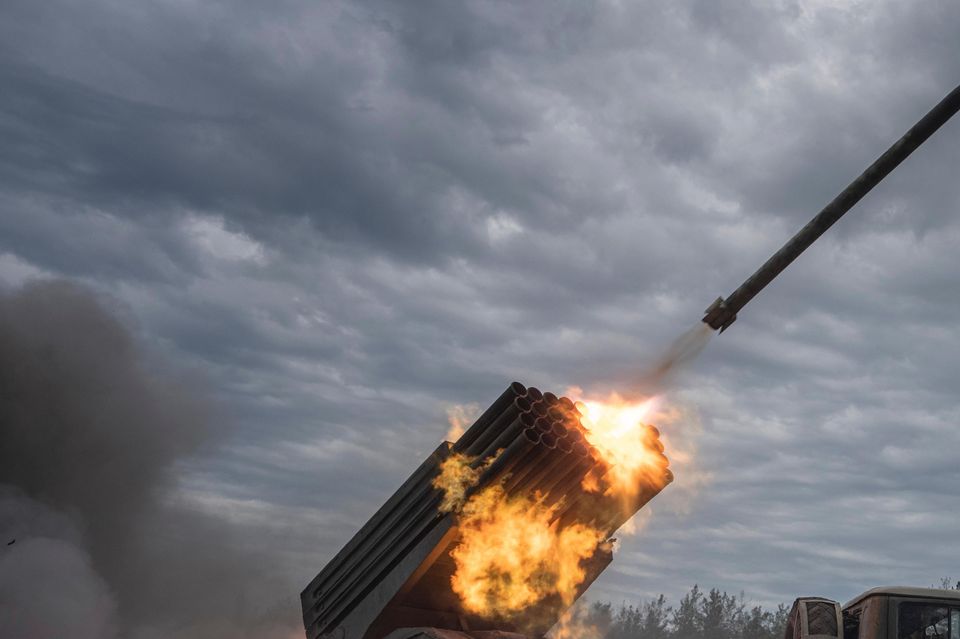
[
  {"left": 323, "top": 425, "right": 548, "bottom": 624},
  {"left": 453, "top": 382, "right": 526, "bottom": 452},
  {"left": 466, "top": 431, "right": 540, "bottom": 500},
  {"left": 465, "top": 399, "right": 524, "bottom": 456},
  {"left": 532, "top": 400, "right": 549, "bottom": 417},
  {"left": 306, "top": 444, "right": 448, "bottom": 602},
  {"left": 502, "top": 435, "right": 554, "bottom": 494},
  {"left": 473, "top": 411, "right": 536, "bottom": 463}
]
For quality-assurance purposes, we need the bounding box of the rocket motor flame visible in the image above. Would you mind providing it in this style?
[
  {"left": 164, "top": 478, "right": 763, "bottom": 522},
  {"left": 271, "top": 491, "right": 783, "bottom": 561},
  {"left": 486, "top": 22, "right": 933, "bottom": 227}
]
[
  {"left": 433, "top": 392, "right": 672, "bottom": 622},
  {"left": 433, "top": 452, "right": 487, "bottom": 512},
  {"left": 578, "top": 393, "right": 670, "bottom": 498},
  {"left": 449, "top": 485, "right": 606, "bottom": 618}
]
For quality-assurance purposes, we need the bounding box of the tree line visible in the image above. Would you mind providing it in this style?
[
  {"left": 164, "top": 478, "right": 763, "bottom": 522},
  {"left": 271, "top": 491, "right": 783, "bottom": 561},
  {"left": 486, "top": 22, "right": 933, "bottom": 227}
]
[
  {"left": 585, "top": 580, "right": 960, "bottom": 639},
  {"left": 587, "top": 586, "right": 789, "bottom": 639}
]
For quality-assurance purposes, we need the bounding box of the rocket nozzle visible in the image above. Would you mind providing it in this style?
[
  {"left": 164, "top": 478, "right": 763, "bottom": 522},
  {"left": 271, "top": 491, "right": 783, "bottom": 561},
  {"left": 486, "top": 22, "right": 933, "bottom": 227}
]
[{"left": 702, "top": 297, "right": 737, "bottom": 333}]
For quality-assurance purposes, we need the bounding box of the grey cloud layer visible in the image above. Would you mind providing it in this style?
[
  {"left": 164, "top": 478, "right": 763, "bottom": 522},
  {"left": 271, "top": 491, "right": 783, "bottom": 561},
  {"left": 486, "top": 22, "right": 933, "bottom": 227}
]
[{"left": 1, "top": 0, "right": 959, "bottom": 629}]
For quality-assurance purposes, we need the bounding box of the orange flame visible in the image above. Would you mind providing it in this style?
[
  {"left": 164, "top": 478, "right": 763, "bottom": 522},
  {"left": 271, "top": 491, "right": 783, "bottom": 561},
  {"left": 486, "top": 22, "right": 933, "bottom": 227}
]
[
  {"left": 450, "top": 485, "right": 605, "bottom": 618},
  {"left": 575, "top": 392, "right": 670, "bottom": 498},
  {"left": 548, "top": 601, "right": 605, "bottom": 639},
  {"left": 432, "top": 452, "right": 483, "bottom": 512},
  {"left": 435, "top": 390, "right": 672, "bottom": 622}
]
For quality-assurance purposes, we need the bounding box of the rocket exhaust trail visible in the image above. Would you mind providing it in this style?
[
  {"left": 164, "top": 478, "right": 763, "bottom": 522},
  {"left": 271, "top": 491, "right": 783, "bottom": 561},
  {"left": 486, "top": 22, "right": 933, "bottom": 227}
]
[{"left": 647, "top": 323, "right": 713, "bottom": 386}]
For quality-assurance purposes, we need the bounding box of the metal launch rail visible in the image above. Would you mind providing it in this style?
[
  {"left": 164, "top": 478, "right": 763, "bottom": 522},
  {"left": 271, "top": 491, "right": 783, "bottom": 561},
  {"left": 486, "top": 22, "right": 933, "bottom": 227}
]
[{"left": 703, "top": 84, "right": 960, "bottom": 333}]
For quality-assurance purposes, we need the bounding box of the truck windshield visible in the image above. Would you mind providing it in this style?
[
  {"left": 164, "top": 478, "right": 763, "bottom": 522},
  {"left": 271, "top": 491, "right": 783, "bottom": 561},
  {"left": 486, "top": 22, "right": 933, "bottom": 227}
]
[{"left": 899, "top": 603, "right": 960, "bottom": 639}]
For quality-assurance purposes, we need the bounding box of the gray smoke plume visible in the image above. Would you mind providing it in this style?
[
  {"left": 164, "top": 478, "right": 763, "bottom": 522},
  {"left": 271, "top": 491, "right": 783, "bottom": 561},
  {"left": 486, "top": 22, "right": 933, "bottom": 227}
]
[
  {"left": 0, "top": 489, "right": 119, "bottom": 639},
  {"left": 0, "top": 280, "right": 299, "bottom": 638},
  {"left": 638, "top": 323, "right": 713, "bottom": 393}
]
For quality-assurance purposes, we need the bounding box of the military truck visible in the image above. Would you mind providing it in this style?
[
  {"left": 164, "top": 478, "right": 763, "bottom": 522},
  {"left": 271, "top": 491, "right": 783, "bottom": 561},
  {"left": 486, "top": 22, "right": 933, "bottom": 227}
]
[{"left": 788, "top": 588, "right": 960, "bottom": 639}]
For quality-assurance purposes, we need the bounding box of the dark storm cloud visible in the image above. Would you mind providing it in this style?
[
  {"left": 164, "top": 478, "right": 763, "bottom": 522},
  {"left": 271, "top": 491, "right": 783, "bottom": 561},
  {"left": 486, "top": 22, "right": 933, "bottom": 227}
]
[
  {"left": 0, "top": 0, "right": 595, "bottom": 264},
  {"left": 1, "top": 0, "right": 959, "bottom": 628}
]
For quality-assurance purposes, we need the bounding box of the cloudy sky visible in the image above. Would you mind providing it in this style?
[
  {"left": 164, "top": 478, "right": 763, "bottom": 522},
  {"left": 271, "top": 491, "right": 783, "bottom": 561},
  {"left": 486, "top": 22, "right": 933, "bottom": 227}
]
[{"left": 1, "top": 1, "right": 959, "bottom": 637}]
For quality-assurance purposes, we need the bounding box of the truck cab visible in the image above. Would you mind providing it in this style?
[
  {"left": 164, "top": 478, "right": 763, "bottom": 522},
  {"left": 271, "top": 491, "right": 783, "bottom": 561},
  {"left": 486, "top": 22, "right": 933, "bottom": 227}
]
[{"left": 789, "top": 588, "right": 960, "bottom": 639}]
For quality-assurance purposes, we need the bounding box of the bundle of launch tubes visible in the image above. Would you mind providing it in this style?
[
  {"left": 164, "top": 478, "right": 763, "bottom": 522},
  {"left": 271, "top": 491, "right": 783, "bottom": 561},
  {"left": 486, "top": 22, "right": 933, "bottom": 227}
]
[
  {"left": 301, "top": 382, "right": 672, "bottom": 639},
  {"left": 452, "top": 383, "right": 671, "bottom": 534}
]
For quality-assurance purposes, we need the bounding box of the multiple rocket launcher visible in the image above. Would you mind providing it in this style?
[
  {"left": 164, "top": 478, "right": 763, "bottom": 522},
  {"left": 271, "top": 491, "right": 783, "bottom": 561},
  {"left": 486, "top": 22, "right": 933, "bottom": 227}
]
[
  {"left": 301, "top": 382, "right": 671, "bottom": 639},
  {"left": 304, "top": 82, "right": 960, "bottom": 639}
]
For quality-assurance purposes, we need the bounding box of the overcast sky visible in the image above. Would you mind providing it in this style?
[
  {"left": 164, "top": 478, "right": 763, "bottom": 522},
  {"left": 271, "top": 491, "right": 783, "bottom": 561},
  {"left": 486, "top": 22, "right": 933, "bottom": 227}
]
[{"left": 2, "top": 1, "right": 959, "bottom": 636}]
